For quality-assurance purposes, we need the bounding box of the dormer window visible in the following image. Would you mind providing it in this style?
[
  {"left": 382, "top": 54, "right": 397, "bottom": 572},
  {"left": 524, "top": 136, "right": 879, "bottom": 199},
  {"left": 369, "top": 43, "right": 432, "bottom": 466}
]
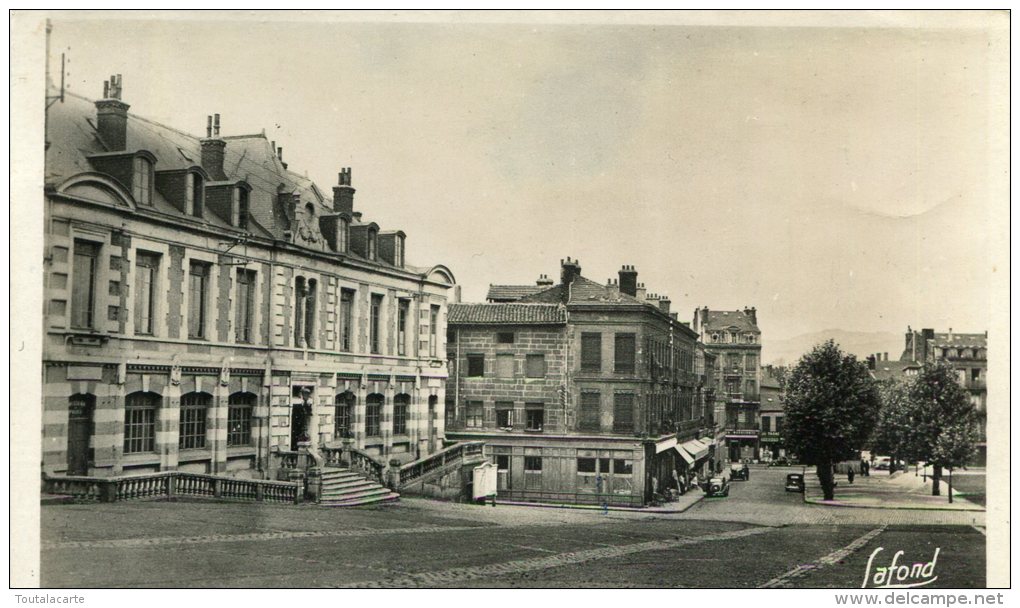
[
  {"left": 338, "top": 217, "right": 349, "bottom": 253},
  {"left": 367, "top": 229, "right": 377, "bottom": 261},
  {"left": 187, "top": 172, "right": 204, "bottom": 218},
  {"left": 394, "top": 234, "right": 404, "bottom": 267},
  {"left": 133, "top": 156, "right": 152, "bottom": 205},
  {"left": 237, "top": 187, "right": 249, "bottom": 230}
]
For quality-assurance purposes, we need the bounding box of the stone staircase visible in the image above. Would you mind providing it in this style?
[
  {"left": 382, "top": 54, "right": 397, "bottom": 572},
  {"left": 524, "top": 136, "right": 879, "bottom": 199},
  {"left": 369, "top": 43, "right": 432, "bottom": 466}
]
[{"left": 318, "top": 467, "right": 399, "bottom": 507}]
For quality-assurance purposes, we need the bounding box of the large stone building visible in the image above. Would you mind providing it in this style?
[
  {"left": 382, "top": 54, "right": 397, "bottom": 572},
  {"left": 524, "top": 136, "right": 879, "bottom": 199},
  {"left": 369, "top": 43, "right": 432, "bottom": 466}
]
[
  {"left": 692, "top": 307, "right": 763, "bottom": 462},
  {"left": 43, "top": 77, "right": 456, "bottom": 479},
  {"left": 446, "top": 260, "right": 714, "bottom": 507}
]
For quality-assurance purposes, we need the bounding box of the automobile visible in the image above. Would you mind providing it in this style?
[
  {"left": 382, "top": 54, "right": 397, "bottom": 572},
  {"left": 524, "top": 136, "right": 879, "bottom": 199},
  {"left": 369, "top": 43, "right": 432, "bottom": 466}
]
[
  {"left": 706, "top": 476, "right": 730, "bottom": 497},
  {"left": 729, "top": 462, "right": 750, "bottom": 481},
  {"left": 873, "top": 456, "right": 892, "bottom": 471},
  {"left": 785, "top": 472, "right": 805, "bottom": 493}
]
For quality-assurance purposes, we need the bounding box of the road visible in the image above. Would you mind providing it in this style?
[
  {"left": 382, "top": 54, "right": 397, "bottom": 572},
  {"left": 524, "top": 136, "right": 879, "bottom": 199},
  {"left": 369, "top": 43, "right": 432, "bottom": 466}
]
[{"left": 40, "top": 466, "right": 986, "bottom": 588}]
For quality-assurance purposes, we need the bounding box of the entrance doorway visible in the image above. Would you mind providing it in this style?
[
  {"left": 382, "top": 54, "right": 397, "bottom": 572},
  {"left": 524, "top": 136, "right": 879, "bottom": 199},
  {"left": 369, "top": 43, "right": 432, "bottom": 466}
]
[
  {"left": 67, "top": 394, "right": 95, "bottom": 475},
  {"left": 290, "top": 385, "right": 313, "bottom": 449}
]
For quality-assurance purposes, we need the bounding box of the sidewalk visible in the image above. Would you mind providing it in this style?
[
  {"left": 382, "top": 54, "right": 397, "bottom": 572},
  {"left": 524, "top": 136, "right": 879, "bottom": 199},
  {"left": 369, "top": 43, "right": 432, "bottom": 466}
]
[
  {"left": 496, "top": 488, "right": 705, "bottom": 514},
  {"left": 803, "top": 468, "right": 984, "bottom": 511}
]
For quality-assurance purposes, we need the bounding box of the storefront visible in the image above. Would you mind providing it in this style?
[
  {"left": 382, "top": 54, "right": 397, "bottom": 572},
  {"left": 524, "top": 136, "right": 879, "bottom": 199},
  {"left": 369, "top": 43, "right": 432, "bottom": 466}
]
[
  {"left": 759, "top": 431, "right": 785, "bottom": 461},
  {"left": 726, "top": 430, "right": 759, "bottom": 462}
]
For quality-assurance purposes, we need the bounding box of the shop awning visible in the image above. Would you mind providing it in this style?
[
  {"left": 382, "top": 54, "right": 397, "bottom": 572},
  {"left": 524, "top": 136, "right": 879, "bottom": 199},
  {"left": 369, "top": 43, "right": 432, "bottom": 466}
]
[
  {"left": 673, "top": 445, "right": 695, "bottom": 466},
  {"left": 699, "top": 436, "right": 715, "bottom": 447},
  {"left": 680, "top": 439, "right": 709, "bottom": 461},
  {"left": 655, "top": 437, "right": 677, "bottom": 454}
]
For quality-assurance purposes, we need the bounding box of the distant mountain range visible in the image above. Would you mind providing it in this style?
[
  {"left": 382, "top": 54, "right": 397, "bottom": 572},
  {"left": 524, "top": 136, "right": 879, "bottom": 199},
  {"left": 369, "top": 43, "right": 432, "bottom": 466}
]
[{"left": 763, "top": 330, "right": 904, "bottom": 367}]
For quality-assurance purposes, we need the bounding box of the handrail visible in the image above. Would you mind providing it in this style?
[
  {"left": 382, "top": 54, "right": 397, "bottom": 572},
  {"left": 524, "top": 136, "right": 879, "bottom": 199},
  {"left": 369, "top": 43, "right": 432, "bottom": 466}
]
[
  {"left": 347, "top": 447, "right": 386, "bottom": 485},
  {"left": 42, "top": 472, "right": 300, "bottom": 504},
  {"left": 396, "top": 441, "right": 485, "bottom": 489}
]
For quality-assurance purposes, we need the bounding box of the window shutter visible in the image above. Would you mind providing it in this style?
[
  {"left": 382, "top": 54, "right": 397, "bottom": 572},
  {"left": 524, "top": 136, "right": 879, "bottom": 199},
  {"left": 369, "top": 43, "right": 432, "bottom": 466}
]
[{"left": 581, "top": 333, "right": 601, "bottom": 371}]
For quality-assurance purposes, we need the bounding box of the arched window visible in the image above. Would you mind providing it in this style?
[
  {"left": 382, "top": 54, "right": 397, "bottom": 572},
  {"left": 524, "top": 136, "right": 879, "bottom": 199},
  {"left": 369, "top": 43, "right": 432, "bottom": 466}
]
[
  {"left": 334, "top": 392, "right": 355, "bottom": 438},
  {"left": 305, "top": 278, "right": 317, "bottom": 348},
  {"left": 187, "top": 172, "right": 204, "bottom": 218},
  {"left": 393, "top": 394, "right": 410, "bottom": 435},
  {"left": 294, "top": 276, "right": 306, "bottom": 347},
  {"left": 124, "top": 391, "right": 160, "bottom": 454},
  {"left": 227, "top": 392, "right": 255, "bottom": 447},
  {"left": 133, "top": 156, "right": 152, "bottom": 205},
  {"left": 179, "top": 392, "right": 211, "bottom": 450},
  {"left": 366, "top": 394, "right": 384, "bottom": 437}
]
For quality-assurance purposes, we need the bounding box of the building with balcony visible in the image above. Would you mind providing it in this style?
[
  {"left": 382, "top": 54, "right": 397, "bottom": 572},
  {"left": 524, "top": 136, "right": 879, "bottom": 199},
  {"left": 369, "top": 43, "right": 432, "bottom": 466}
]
[
  {"left": 43, "top": 77, "right": 456, "bottom": 480},
  {"left": 692, "top": 306, "right": 763, "bottom": 462},
  {"left": 446, "top": 260, "right": 713, "bottom": 507},
  {"left": 759, "top": 365, "right": 786, "bottom": 461},
  {"left": 877, "top": 327, "right": 988, "bottom": 464}
]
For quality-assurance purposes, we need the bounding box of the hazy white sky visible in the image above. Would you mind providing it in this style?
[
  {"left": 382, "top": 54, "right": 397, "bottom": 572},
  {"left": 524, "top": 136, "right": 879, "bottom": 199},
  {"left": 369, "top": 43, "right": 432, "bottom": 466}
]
[{"left": 44, "top": 12, "right": 1008, "bottom": 349}]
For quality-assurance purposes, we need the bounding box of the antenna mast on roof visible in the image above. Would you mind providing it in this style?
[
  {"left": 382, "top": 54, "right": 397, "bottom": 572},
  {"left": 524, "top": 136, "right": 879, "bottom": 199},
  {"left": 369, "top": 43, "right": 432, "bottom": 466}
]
[{"left": 44, "top": 19, "right": 68, "bottom": 150}]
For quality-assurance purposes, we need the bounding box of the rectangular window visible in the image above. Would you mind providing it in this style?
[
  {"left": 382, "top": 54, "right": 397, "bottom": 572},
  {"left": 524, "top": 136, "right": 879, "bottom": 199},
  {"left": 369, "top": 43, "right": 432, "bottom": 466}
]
[
  {"left": 370, "top": 294, "right": 383, "bottom": 354},
  {"left": 235, "top": 269, "right": 256, "bottom": 343},
  {"left": 577, "top": 457, "right": 597, "bottom": 473},
  {"left": 397, "top": 299, "right": 409, "bottom": 356},
  {"left": 71, "top": 240, "right": 99, "bottom": 329},
  {"left": 579, "top": 392, "right": 601, "bottom": 432},
  {"left": 745, "top": 354, "right": 757, "bottom": 371},
  {"left": 430, "top": 305, "right": 440, "bottom": 357},
  {"left": 614, "top": 333, "right": 636, "bottom": 374},
  {"left": 134, "top": 251, "right": 159, "bottom": 335},
  {"left": 524, "top": 456, "right": 543, "bottom": 490},
  {"left": 237, "top": 188, "right": 249, "bottom": 230},
  {"left": 227, "top": 402, "right": 253, "bottom": 447},
  {"left": 495, "top": 402, "right": 514, "bottom": 428},
  {"left": 496, "top": 354, "right": 515, "bottom": 378},
  {"left": 761, "top": 416, "right": 771, "bottom": 433},
  {"left": 497, "top": 332, "right": 515, "bottom": 344},
  {"left": 393, "top": 402, "right": 408, "bottom": 435},
  {"left": 124, "top": 407, "right": 156, "bottom": 454},
  {"left": 525, "top": 403, "right": 544, "bottom": 431},
  {"left": 179, "top": 400, "right": 208, "bottom": 450},
  {"left": 188, "top": 262, "right": 209, "bottom": 339},
  {"left": 467, "top": 354, "right": 485, "bottom": 377},
  {"left": 525, "top": 354, "right": 546, "bottom": 378},
  {"left": 366, "top": 402, "right": 382, "bottom": 437},
  {"left": 466, "top": 401, "right": 483, "bottom": 428},
  {"left": 496, "top": 454, "right": 511, "bottom": 491},
  {"left": 613, "top": 393, "right": 635, "bottom": 433},
  {"left": 339, "top": 289, "right": 354, "bottom": 352},
  {"left": 581, "top": 332, "right": 602, "bottom": 372}
]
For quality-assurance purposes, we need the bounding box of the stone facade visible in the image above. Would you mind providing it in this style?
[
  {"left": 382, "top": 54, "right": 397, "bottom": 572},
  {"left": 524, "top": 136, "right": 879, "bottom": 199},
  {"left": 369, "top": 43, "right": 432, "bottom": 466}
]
[
  {"left": 44, "top": 79, "right": 455, "bottom": 479},
  {"left": 446, "top": 260, "right": 714, "bottom": 507}
]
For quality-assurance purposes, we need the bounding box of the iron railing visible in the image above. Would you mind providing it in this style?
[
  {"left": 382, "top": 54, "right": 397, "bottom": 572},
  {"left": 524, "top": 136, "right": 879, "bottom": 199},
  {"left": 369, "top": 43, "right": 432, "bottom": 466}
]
[{"left": 397, "top": 441, "right": 484, "bottom": 488}]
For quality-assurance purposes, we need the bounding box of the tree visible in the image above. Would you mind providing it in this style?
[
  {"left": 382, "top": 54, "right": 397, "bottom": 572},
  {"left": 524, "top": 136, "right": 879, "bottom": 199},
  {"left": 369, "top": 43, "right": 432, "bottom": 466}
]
[
  {"left": 783, "top": 341, "right": 880, "bottom": 500},
  {"left": 870, "top": 380, "right": 917, "bottom": 472},
  {"left": 908, "top": 361, "right": 979, "bottom": 496}
]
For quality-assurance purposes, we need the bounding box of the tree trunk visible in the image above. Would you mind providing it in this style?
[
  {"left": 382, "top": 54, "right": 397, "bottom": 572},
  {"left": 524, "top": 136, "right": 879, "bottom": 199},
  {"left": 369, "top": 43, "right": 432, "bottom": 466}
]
[
  {"left": 816, "top": 462, "right": 835, "bottom": 500},
  {"left": 931, "top": 464, "right": 942, "bottom": 496}
]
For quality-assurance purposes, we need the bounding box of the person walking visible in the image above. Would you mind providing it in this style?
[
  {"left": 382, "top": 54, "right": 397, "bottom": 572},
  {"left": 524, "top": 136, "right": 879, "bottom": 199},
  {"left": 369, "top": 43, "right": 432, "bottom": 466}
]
[{"left": 847, "top": 467, "right": 856, "bottom": 485}]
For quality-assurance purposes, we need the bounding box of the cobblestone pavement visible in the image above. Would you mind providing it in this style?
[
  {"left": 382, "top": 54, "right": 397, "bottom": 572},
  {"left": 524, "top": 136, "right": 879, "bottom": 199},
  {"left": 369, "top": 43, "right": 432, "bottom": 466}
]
[{"left": 41, "top": 467, "right": 986, "bottom": 588}]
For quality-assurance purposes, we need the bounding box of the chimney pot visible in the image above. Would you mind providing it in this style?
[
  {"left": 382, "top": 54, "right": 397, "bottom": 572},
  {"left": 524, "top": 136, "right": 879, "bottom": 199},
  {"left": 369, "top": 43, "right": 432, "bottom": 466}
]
[
  {"left": 95, "top": 78, "right": 130, "bottom": 151},
  {"left": 332, "top": 167, "right": 356, "bottom": 215},
  {"left": 618, "top": 264, "right": 638, "bottom": 297},
  {"left": 214, "top": 113, "right": 221, "bottom": 136}
]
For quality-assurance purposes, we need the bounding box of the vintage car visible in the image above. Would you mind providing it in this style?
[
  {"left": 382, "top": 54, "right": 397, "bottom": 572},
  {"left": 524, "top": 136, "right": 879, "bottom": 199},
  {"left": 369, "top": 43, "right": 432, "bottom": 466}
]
[
  {"left": 706, "top": 476, "right": 730, "bottom": 497},
  {"left": 729, "top": 461, "right": 750, "bottom": 481},
  {"left": 785, "top": 473, "right": 805, "bottom": 493}
]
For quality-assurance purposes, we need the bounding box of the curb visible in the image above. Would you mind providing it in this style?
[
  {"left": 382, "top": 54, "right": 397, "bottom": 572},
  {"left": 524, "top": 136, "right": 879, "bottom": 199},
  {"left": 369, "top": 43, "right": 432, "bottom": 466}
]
[
  {"left": 802, "top": 496, "right": 984, "bottom": 512},
  {"left": 494, "top": 492, "right": 706, "bottom": 514}
]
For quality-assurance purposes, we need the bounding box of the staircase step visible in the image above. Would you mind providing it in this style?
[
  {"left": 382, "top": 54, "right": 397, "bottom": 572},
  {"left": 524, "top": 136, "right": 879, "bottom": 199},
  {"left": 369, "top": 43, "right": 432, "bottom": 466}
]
[
  {"left": 320, "top": 492, "right": 400, "bottom": 507},
  {"left": 320, "top": 471, "right": 364, "bottom": 481},
  {"left": 322, "top": 480, "right": 377, "bottom": 493},
  {"left": 320, "top": 487, "right": 395, "bottom": 501}
]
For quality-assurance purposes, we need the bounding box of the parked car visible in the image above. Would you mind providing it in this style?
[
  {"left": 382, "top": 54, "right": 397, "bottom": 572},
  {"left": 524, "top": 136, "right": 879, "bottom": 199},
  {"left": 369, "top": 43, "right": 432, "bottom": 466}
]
[
  {"left": 729, "top": 462, "right": 750, "bottom": 481},
  {"left": 785, "top": 473, "right": 805, "bottom": 493},
  {"left": 873, "top": 456, "right": 892, "bottom": 471},
  {"left": 706, "top": 476, "right": 730, "bottom": 497}
]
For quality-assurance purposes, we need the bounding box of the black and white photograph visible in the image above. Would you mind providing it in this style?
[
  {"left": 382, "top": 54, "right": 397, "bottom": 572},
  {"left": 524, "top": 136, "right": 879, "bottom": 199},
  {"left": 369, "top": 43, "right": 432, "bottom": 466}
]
[{"left": 10, "top": 9, "right": 1010, "bottom": 597}]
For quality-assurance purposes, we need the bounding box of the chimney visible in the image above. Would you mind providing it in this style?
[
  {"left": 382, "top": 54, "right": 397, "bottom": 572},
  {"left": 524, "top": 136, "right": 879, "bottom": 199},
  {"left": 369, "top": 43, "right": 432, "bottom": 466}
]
[
  {"left": 95, "top": 74, "right": 130, "bottom": 151},
  {"left": 658, "top": 296, "right": 671, "bottom": 315},
  {"left": 606, "top": 278, "right": 620, "bottom": 298},
  {"left": 332, "top": 167, "right": 356, "bottom": 215},
  {"left": 200, "top": 114, "right": 227, "bottom": 181},
  {"left": 867, "top": 354, "right": 876, "bottom": 370},
  {"left": 536, "top": 274, "right": 554, "bottom": 287},
  {"left": 618, "top": 265, "right": 638, "bottom": 297},
  {"left": 883, "top": 352, "right": 889, "bottom": 361},
  {"left": 560, "top": 257, "right": 582, "bottom": 285},
  {"left": 744, "top": 306, "right": 758, "bottom": 326},
  {"left": 277, "top": 146, "right": 287, "bottom": 170},
  {"left": 635, "top": 282, "right": 647, "bottom": 301}
]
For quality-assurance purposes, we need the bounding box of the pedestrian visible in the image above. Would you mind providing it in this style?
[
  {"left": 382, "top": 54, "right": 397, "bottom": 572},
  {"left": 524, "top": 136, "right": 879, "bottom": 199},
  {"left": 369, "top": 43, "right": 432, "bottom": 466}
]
[
  {"left": 691, "top": 472, "right": 700, "bottom": 493},
  {"left": 847, "top": 467, "right": 855, "bottom": 485}
]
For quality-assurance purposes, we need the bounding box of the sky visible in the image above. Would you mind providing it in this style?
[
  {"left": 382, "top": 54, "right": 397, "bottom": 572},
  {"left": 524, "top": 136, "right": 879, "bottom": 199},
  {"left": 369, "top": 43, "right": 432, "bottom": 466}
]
[{"left": 40, "top": 11, "right": 1008, "bottom": 358}]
